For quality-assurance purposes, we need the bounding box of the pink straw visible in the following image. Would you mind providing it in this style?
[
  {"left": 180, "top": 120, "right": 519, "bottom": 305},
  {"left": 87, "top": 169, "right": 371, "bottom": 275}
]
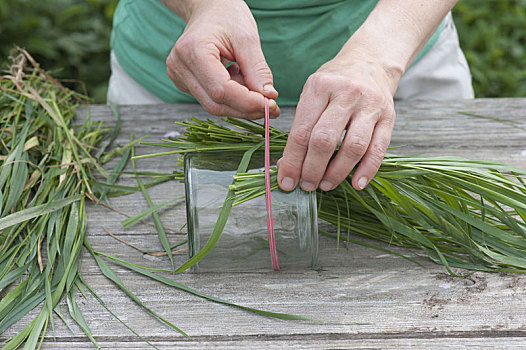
[{"left": 264, "top": 97, "right": 279, "bottom": 270}]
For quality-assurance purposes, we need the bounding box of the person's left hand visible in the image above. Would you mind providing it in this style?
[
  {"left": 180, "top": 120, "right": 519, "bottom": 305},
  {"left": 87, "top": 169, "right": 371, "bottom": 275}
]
[{"left": 276, "top": 54, "right": 399, "bottom": 192}]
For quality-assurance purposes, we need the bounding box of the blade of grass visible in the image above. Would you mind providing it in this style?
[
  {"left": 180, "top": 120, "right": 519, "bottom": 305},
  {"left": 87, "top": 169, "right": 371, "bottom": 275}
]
[
  {"left": 121, "top": 198, "right": 182, "bottom": 229},
  {"left": 131, "top": 136, "right": 175, "bottom": 271},
  {"left": 97, "top": 248, "right": 315, "bottom": 321},
  {"left": 78, "top": 275, "right": 162, "bottom": 350},
  {"left": 95, "top": 102, "right": 122, "bottom": 159},
  {"left": 96, "top": 146, "right": 131, "bottom": 204},
  {"left": 0, "top": 195, "right": 81, "bottom": 231},
  {"left": 84, "top": 237, "right": 189, "bottom": 338}
]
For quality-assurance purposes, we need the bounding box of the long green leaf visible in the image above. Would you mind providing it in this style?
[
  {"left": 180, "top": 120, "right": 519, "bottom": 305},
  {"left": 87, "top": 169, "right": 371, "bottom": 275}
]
[
  {"left": 131, "top": 137, "right": 174, "bottom": 270},
  {"left": 84, "top": 237, "right": 189, "bottom": 338},
  {"left": 100, "top": 249, "right": 314, "bottom": 322},
  {"left": 121, "top": 198, "right": 182, "bottom": 229},
  {"left": 0, "top": 195, "right": 81, "bottom": 231}
]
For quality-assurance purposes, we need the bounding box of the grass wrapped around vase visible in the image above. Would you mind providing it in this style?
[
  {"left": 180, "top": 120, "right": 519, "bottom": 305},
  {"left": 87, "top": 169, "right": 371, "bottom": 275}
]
[{"left": 141, "top": 117, "right": 526, "bottom": 274}]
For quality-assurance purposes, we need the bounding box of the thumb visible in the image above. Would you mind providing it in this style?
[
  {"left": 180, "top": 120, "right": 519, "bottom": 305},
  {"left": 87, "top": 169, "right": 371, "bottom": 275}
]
[{"left": 234, "top": 39, "right": 278, "bottom": 100}]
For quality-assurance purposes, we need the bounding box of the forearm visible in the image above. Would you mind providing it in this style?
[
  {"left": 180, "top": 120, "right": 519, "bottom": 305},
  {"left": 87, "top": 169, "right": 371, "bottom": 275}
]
[{"left": 337, "top": 0, "right": 458, "bottom": 92}]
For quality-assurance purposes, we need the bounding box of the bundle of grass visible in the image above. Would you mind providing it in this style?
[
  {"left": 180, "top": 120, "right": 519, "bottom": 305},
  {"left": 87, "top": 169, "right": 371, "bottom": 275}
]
[
  {"left": 141, "top": 117, "right": 526, "bottom": 274},
  {"left": 0, "top": 48, "right": 175, "bottom": 349},
  {"left": 0, "top": 49, "right": 118, "bottom": 348}
]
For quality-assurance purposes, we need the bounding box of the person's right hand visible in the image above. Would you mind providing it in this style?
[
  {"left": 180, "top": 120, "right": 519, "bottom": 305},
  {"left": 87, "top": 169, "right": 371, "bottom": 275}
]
[{"left": 165, "top": 0, "right": 280, "bottom": 119}]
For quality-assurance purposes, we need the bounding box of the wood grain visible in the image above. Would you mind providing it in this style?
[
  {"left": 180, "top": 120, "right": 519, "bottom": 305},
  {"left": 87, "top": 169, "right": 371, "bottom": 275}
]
[{"left": 35, "top": 337, "right": 526, "bottom": 350}]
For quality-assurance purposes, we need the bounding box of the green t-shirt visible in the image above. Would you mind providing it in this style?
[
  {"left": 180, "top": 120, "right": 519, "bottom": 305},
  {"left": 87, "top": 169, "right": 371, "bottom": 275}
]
[{"left": 111, "top": 0, "right": 443, "bottom": 106}]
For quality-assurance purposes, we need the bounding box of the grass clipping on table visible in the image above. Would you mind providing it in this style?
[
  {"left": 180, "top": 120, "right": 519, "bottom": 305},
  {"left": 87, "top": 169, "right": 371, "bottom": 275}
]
[{"left": 142, "top": 117, "right": 526, "bottom": 274}]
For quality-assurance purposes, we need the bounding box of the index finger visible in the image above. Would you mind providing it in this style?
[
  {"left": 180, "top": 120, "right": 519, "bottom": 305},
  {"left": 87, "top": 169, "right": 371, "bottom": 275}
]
[{"left": 277, "top": 86, "right": 329, "bottom": 191}]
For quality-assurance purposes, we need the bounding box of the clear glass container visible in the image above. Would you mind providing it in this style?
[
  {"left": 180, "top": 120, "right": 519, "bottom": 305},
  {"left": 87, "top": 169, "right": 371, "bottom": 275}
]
[{"left": 184, "top": 151, "right": 318, "bottom": 272}]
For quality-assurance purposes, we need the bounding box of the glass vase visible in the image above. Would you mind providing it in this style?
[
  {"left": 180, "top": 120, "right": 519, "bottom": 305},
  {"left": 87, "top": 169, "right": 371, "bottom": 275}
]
[{"left": 184, "top": 151, "right": 318, "bottom": 272}]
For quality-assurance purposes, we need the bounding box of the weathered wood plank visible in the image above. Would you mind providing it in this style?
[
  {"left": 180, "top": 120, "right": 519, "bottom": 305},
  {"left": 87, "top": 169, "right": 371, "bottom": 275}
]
[
  {"left": 81, "top": 98, "right": 526, "bottom": 168},
  {"left": 4, "top": 229, "right": 526, "bottom": 339},
  {"left": 4, "top": 265, "right": 526, "bottom": 343},
  {"left": 42, "top": 335, "right": 526, "bottom": 350},
  {"left": 35, "top": 336, "right": 526, "bottom": 350}
]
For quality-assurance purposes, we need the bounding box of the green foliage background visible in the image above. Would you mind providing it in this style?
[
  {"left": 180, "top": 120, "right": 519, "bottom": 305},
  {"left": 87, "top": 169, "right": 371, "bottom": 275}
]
[
  {"left": 1, "top": 0, "right": 525, "bottom": 103},
  {"left": 453, "top": 0, "right": 526, "bottom": 97},
  {"left": 0, "top": 0, "right": 118, "bottom": 103}
]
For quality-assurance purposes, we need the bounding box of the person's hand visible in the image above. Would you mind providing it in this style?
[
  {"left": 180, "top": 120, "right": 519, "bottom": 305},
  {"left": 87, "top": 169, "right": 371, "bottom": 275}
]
[
  {"left": 274, "top": 0, "right": 456, "bottom": 192},
  {"left": 165, "top": 0, "right": 279, "bottom": 119},
  {"left": 277, "top": 54, "right": 398, "bottom": 192}
]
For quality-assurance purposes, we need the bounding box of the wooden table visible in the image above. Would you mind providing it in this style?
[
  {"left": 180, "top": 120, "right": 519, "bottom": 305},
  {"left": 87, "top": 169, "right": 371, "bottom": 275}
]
[{"left": 4, "top": 99, "right": 526, "bottom": 349}]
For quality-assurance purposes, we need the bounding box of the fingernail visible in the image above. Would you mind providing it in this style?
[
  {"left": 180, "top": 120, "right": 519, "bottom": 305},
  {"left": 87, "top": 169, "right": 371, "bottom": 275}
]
[
  {"left": 357, "top": 177, "right": 368, "bottom": 190},
  {"left": 263, "top": 84, "right": 277, "bottom": 94},
  {"left": 281, "top": 177, "right": 294, "bottom": 191},
  {"left": 301, "top": 181, "right": 316, "bottom": 192},
  {"left": 319, "top": 180, "right": 333, "bottom": 191}
]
